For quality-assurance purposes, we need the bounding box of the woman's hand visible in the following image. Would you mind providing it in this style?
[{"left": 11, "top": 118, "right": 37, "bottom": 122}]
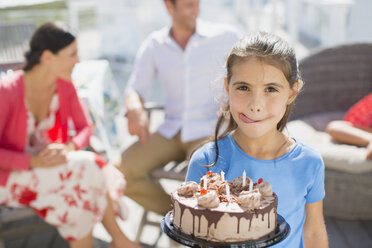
[
  {"left": 30, "top": 143, "right": 68, "bottom": 168},
  {"left": 64, "top": 141, "right": 77, "bottom": 152}
]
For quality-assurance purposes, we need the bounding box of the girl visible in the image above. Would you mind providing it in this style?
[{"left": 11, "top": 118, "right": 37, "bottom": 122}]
[
  {"left": 0, "top": 22, "right": 142, "bottom": 248},
  {"left": 186, "top": 32, "right": 328, "bottom": 248}
]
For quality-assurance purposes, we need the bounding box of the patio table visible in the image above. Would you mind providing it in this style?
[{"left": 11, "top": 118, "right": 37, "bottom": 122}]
[{"left": 72, "top": 59, "right": 122, "bottom": 160}]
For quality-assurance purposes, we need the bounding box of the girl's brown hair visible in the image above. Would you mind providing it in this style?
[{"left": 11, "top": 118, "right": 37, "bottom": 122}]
[{"left": 207, "top": 32, "right": 302, "bottom": 167}]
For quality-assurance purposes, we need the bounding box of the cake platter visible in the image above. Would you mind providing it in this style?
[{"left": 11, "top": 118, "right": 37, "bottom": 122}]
[{"left": 161, "top": 212, "right": 290, "bottom": 248}]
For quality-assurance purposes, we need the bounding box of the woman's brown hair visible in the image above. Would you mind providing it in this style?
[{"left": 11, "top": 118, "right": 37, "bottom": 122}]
[{"left": 23, "top": 21, "right": 75, "bottom": 71}]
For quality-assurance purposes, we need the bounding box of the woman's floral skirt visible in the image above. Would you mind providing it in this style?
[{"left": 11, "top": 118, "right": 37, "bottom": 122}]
[{"left": 0, "top": 151, "right": 126, "bottom": 241}]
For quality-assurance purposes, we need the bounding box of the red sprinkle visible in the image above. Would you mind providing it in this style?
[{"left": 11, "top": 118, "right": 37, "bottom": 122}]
[
  {"left": 200, "top": 189, "right": 207, "bottom": 195},
  {"left": 206, "top": 171, "right": 213, "bottom": 176},
  {"left": 258, "top": 178, "right": 263, "bottom": 184}
]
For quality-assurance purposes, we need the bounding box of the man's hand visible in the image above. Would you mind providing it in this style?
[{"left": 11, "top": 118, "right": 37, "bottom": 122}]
[
  {"left": 126, "top": 107, "right": 151, "bottom": 144},
  {"left": 125, "top": 91, "right": 151, "bottom": 144},
  {"left": 30, "top": 143, "right": 68, "bottom": 168}
]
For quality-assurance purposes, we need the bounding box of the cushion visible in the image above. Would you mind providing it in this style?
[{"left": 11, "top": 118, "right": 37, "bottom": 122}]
[
  {"left": 297, "top": 111, "right": 345, "bottom": 131},
  {"left": 287, "top": 120, "right": 372, "bottom": 174}
]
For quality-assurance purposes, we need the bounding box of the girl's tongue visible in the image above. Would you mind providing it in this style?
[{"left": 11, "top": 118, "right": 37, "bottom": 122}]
[{"left": 239, "top": 113, "right": 257, "bottom": 124}]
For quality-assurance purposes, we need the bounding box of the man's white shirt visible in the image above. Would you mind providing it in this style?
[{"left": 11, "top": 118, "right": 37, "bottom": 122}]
[{"left": 125, "top": 20, "right": 240, "bottom": 142}]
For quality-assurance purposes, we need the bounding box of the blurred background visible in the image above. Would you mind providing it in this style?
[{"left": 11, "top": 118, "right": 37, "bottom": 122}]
[
  {"left": 1, "top": 1, "right": 372, "bottom": 247},
  {"left": 2, "top": 0, "right": 371, "bottom": 157},
  {"left": 1, "top": 0, "right": 372, "bottom": 90}
]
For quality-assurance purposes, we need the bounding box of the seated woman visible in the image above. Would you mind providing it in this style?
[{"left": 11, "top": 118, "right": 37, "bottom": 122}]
[
  {"left": 0, "top": 22, "right": 142, "bottom": 248},
  {"left": 326, "top": 92, "right": 372, "bottom": 160}
]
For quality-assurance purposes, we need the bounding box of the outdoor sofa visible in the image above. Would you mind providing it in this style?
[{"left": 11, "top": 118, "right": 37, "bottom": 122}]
[{"left": 287, "top": 43, "right": 372, "bottom": 219}]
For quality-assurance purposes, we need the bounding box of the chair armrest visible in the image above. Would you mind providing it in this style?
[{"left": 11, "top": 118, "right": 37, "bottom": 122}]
[
  {"left": 0, "top": 62, "right": 24, "bottom": 74},
  {"left": 144, "top": 102, "right": 164, "bottom": 111},
  {"left": 143, "top": 102, "right": 164, "bottom": 119}
]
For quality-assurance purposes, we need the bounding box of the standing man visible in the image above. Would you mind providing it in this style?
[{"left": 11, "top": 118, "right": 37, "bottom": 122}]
[{"left": 118, "top": 0, "right": 240, "bottom": 216}]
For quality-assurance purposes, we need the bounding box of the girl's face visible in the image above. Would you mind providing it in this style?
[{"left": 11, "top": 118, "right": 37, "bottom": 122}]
[
  {"left": 49, "top": 40, "right": 79, "bottom": 81},
  {"left": 225, "top": 58, "right": 298, "bottom": 140}
]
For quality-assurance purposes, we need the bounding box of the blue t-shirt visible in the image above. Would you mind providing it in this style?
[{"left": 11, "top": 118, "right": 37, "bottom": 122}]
[{"left": 186, "top": 133, "right": 325, "bottom": 248}]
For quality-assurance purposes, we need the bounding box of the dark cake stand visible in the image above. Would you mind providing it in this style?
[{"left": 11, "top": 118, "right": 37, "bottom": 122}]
[{"left": 161, "top": 212, "right": 290, "bottom": 248}]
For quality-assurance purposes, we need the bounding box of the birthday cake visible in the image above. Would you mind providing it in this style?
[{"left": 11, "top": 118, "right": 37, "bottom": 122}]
[{"left": 170, "top": 171, "right": 278, "bottom": 242}]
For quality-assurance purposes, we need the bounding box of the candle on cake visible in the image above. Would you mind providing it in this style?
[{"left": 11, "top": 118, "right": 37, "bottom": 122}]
[
  {"left": 226, "top": 184, "right": 230, "bottom": 202},
  {"left": 203, "top": 176, "right": 208, "bottom": 190},
  {"left": 242, "top": 169, "right": 246, "bottom": 187},
  {"left": 221, "top": 170, "right": 225, "bottom": 181}
]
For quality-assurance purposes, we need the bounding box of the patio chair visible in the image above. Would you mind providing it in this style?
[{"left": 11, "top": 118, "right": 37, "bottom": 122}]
[
  {"left": 0, "top": 22, "right": 35, "bottom": 64},
  {"left": 287, "top": 43, "right": 372, "bottom": 219},
  {"left": 0, "top": 22, "right": 34, "bottom": 79}
]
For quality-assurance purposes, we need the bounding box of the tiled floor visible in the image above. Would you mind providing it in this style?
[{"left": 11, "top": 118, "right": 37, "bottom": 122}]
[{"left": 3, "top": 193, "right": 372, "bottom": 248}]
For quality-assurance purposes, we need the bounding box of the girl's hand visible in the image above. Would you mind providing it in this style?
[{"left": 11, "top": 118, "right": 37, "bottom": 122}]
[{"left": 30, "top": 143, "right": 68, "bottom": 168}]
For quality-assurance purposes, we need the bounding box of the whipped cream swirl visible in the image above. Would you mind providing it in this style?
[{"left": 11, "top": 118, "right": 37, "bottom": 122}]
[
  {"left": 177, "top": 181, "right": 199, "bottom": 197},
  {"left": 238, "top": 189, "right": 261, "bottom": 210},
  {"left": 257, "top": 182, "right": 273, "bottom": 197},
  {"left": 197, "top": 190, "right": 220, "bottom": 208}
]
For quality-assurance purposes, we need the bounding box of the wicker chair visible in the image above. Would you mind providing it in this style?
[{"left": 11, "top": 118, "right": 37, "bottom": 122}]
[{"left": 287, "top": 43, "right": 372, "bottom": 220}]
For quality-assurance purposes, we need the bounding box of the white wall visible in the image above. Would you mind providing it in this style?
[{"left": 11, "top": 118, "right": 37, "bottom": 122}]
[
  {"left": 95, "top": 0, "right": 285, "bottom": 61},
  {"left": 348, "top": 0, "right": 372, "bottom": 43},
  {"left": 95, "top": 0, "right": 169, "bottom": 60}
]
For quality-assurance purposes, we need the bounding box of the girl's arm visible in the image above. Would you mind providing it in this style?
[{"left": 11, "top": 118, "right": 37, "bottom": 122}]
[
  {"left": 326, "top": 120, "right": 372, "bottom": 159},
  {"left": 326, "top": 120, "right": 372, "bottom": 147},
  {"left": 303, "top": 200, "right": 328, "bottom": 248}
]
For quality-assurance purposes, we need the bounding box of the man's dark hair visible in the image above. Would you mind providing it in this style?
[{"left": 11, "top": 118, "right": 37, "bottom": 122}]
[{"left": 165, "top": 0, "right": 176, "bottom": 3}]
